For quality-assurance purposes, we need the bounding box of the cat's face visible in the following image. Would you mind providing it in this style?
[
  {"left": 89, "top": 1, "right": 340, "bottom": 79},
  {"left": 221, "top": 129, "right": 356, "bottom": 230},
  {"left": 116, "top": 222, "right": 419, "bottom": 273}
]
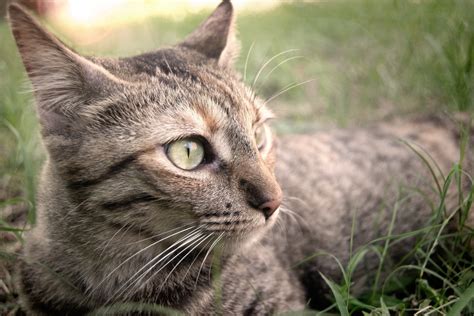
[{"left": 9, "top": 2, "right": 281, "bottom": 250}]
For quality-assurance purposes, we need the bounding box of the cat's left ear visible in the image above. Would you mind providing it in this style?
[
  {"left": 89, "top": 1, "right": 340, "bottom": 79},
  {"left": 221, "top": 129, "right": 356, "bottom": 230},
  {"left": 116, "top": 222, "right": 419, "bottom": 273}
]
[{"left": 180, "top": 0, "right": 239, "bottom": 69}]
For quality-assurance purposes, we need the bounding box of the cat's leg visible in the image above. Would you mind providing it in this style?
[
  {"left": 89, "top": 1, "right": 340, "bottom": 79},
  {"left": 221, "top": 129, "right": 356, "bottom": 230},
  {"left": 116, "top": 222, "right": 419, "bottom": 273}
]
[{"left": 213, "top": 246, "right": 306, "bottom": 315}]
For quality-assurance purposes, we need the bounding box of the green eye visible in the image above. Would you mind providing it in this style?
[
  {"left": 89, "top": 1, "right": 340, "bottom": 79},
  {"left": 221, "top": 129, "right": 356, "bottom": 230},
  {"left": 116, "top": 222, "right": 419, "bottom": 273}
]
[
  {"left": 166, "top": 138, "right": 205, "bottom": 170},
  {"left": 255, "top": 125, "right": 267, "bottom": 150}
]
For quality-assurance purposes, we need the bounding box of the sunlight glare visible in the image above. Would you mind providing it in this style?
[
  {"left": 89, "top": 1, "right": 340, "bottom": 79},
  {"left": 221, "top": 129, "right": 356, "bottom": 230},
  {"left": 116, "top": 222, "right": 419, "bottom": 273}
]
[
  {"left": 67, "top": 0, "right": 129, "bottom": 24},
  {"left": 61, "top": 0, "right": 279, "bottom": 27}
]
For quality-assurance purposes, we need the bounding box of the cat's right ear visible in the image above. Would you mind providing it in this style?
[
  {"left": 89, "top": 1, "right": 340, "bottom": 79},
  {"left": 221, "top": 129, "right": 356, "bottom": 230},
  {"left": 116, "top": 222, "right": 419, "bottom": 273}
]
[
  {"left": 8, "top": 4, "right": 124, "bottom": 134},
  {"left": 180, "top": 0, "right": 239, "bottom": 69}
]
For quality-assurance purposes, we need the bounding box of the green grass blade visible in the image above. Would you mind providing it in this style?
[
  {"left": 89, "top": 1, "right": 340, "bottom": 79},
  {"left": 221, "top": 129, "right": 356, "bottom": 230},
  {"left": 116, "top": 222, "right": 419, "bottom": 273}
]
[
  {"left": 320, "top": 273, "right": 349, "bottom": 316},
  {"left": 447, "top": 282, "right": 474, "bottom": 316}
]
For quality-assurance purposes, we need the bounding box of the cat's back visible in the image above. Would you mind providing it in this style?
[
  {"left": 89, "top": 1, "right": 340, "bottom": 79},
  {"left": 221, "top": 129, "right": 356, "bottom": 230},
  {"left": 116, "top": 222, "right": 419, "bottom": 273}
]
[
  {"left": 275, "top": 118, "right": 461, "bottom": 221},
  {"left": 272, "top": 119, "right": 462, "bottom": 277}
]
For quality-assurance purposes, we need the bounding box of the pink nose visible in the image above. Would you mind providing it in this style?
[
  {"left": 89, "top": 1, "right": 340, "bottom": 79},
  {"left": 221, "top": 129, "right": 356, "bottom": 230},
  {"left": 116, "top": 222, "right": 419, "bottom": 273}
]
[
  {"left": 239, "top": 178, "right": 282, "bottom": 220},
  {"left": 258, "top": 199, "right": 281, "bottom": 219}
]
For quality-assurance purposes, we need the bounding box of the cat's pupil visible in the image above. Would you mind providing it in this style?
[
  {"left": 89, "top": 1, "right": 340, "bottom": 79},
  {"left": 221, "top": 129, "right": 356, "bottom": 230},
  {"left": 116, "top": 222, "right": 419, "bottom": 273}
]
[{"left": 185, "top": 142, "right": 191, "bottom": 158}]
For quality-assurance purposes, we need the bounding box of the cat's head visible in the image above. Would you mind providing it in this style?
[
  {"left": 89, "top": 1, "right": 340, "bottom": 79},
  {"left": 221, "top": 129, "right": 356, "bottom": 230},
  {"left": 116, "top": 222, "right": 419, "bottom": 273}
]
[{"left": 8, "top": 1, "right": 281, "bottom": 250}]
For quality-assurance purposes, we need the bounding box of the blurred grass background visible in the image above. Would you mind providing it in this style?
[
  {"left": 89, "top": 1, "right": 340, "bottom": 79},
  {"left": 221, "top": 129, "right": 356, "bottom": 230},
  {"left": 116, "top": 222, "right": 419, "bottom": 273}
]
[{"left": 0, "top": 0, "right": 473, "bottom": 314}]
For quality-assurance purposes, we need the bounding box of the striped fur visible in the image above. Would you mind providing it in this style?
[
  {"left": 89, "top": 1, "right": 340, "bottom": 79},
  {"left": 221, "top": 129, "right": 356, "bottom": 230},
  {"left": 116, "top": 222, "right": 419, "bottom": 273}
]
[{"left": 8, "top": 1, "right": 472, "bottom": 315}]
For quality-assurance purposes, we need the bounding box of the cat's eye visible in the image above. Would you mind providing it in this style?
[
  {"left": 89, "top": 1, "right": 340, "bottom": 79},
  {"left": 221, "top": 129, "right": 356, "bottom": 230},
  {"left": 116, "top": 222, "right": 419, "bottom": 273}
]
[
  {"left": 166, "top": 138, "right": 205, "bottom": 170},
  {"left": 254, "top": 125, "right": 267, "bottom": 150}
]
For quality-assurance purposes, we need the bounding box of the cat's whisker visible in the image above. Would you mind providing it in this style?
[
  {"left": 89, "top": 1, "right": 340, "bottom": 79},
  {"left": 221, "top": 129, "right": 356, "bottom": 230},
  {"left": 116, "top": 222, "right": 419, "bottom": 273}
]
[
  {"left": 275, "top": 214, "right": 286, "bottom": 237},
  {"left": 194, "top": 232, "right": 224, "bottom": 289},
  {"left": 123, "top": 230, "right": 205, "bottom": 301},
  {"left": 277, "top": 210, "right": 291, "bottom": 239},
  {"left": 92, "top": 219, "right": 189, "bottom": 276},
  {"left": 280, "top": 206, "right": 306, "bottom": 236},
  {"left": 280, "top": 207, "right": 302, "bottom": 226},
  {"left": 263, "top": 78, "right": 316, "bottom": 105},
  {"left": 280, "top": 204, "right": 305, "bottom": 222},
  {"left": 141, "top": 231, "right": 206, "bottom": 285},
  {"left": 243, "top": 41, "right": 255, "bottom": 83},
  {"left": 280, "top": 199, "right": 309, "bottom": 234},
  {"left": 157, "top": 234, "right": 212, "bottom": 293},
  {"left": 285, "top": 196, "right": 311, "bottom": 209},
  {"left": 252, "top": 48, "right": 300, "bottom": 89},
  {"left": 255, "top": 55, "right": 304, "bottom": 94},
  {"left": 119, "top": 227, "right": 206, "bottom": 298},
  {"left": 118, "top": 228, "right": 202, "bottom": 294},
  {"left": 181, "top": 234, "right": 215, "bottom": 283},
  {"left": 277, "top": 215, "right": 290, "bottom": 247},
  {"left": 104, "top": 227, "right": 201, "bottom": 305},
  {"left": 88, "top": 225, "right": 197, "bottom": 298}
]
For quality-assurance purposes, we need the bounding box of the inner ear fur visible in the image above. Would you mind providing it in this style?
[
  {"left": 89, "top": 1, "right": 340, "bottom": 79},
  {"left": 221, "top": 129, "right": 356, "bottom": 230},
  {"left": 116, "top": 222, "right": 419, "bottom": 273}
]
[{"left": 8, "top": 4, "right": 124, "bottom": 131}]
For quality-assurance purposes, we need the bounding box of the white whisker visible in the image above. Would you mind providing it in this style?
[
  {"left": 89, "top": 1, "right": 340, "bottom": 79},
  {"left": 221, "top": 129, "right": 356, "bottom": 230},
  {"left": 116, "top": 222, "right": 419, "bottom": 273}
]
[
  {"left": 264, "top": 79, "right": 316, "bottom": 105},
  {"left": 180, "top": 235, "right": 215, "bottom": 283},
  {"left": 243, "top": 41, "right": 255, "bottom": 83},
  {"left": 105, "top": 227, "right": 201, "bottom": 304},
  {"left": 89, "top": 225, "right": 196, "bottom": 297},
  {"left": 252, "top": 48, "right": 300, "bottom": 89},
  {"left": 255, "top": 55, "right": 303, "bottom": 93},
  {"left": 280, "top": 205, "right": 306, "bottom": 236},
  {"left": 124, "top": 230, "right": 205, "bottom": 299},
  {"left": 285, "top": 196, "right": 311, "bottom": 209},
  {"left": 157, "top": 234, "right": 212, "bottom": 292},
  {"left": 275, "top": 214, "right": 288, "bottom": 245},
  {"left": 194, "top": 232, "right": 224, "bottom": 289},
  {"left": 281, "top": 205, "right": 305, "bottom": 222}
]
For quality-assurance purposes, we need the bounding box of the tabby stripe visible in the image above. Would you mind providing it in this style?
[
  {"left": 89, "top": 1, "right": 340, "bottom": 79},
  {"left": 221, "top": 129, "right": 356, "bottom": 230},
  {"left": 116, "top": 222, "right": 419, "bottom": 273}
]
[
  {"left": 203, "top": 211, "right": 241, "bottom": 217},
  {"left": 134, "top": 167, "right": 175, "bottom": 198},
  {"left": 106, "top": 221, "right": 162, "bottom": 241},
  {"left": 67, "top": 153, "right": 136, "bottom": 190},
  {"left": 203, "top": 220, "right": 249, "bottom": 225},
  {"left": 101, "top": 193, "right": 158, "bottom": 210}
]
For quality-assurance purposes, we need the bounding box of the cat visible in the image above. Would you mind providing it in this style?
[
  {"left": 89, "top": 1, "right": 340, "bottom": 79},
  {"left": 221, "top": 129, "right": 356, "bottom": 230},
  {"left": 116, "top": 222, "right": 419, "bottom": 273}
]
[{"left": 7, "top": 1, "right": 472, "bottom": 315}]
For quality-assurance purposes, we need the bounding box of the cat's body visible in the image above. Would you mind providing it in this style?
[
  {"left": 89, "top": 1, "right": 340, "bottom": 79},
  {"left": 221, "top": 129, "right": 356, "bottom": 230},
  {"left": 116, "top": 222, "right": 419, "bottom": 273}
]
[
  {"left": 19, "top": 115, "right": 467, "bottom": 315},
  {"left": 8, "top": 1, "right": 472, "bottom": 315},
  {"left": 274, "top": 117, "right": 470, "bottom": 306}
]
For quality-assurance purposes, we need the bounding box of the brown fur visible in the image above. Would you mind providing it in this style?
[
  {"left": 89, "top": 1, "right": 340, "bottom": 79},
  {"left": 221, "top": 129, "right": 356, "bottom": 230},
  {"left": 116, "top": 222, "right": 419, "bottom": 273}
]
[{"left": 7, "top": 1, "right": 473, "bottom": 315}]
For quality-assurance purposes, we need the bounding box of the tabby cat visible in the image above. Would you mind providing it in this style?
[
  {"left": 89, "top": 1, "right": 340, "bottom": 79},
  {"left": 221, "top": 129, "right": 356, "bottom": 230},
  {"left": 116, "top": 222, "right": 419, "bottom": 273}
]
[{"left": 7, "top": 1, "right": 472, "bottom": 315}]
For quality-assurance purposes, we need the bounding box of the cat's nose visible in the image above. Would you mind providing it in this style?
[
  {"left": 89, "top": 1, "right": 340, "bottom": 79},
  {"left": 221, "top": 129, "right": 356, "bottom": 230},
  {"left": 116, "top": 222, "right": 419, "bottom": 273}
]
[
  {"left": 239, "top": 178, "right": 282, "bottom": 219},
  {"left": 257, "top": 199, "right": 281, "bottom": 219}
]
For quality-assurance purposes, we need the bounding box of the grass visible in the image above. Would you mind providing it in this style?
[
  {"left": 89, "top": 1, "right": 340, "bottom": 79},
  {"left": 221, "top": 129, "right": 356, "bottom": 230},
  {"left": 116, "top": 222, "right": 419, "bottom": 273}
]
[
  {"left": 0, "top": 0, "right": 473, "bottom": 314},
  {"left": 315, "top": 137, "right": 474, "bottom": 315}
]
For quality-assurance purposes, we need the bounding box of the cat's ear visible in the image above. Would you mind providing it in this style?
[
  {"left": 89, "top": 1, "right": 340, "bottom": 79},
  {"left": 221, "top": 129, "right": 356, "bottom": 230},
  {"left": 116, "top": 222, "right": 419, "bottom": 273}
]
[
  {"left": 8, "top": 4, "right": 123, "bottom": 133},
  {"left": 180, "top": 0, "right": 239, "bottom": 69}
]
